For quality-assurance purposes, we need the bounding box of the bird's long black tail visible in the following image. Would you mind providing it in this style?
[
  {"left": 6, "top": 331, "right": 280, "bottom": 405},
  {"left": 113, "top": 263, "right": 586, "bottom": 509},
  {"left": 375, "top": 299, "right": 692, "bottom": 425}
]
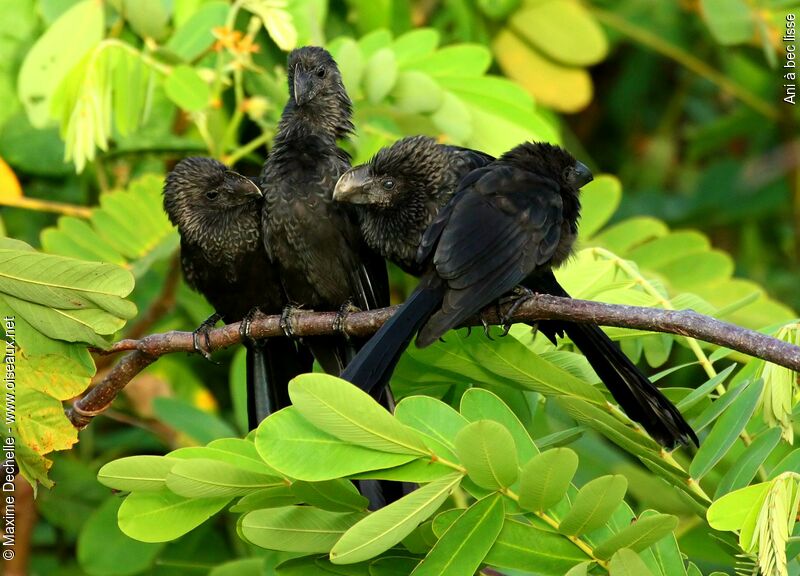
[
  {"left": 526, "top": 272, "right": 698, "bottom": 448},
  {"left": 245, "top": 338, "right": 314, "bottom": 430},
  {"left": 341, "top": 275, "right": 445, "bottom": 398}
]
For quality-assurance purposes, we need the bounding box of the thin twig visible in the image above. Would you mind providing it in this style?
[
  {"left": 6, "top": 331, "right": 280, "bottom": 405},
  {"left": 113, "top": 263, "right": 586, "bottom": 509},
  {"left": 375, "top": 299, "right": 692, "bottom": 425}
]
[{"left": 68, "top": 295, "right": 800, "bottom": 428}]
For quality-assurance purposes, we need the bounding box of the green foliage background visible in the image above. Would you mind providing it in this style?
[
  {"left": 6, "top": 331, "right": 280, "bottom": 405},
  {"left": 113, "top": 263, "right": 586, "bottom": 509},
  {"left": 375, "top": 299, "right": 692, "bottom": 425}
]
[{"left": 1, "top": 0, "right": 799, "bottom": 575}]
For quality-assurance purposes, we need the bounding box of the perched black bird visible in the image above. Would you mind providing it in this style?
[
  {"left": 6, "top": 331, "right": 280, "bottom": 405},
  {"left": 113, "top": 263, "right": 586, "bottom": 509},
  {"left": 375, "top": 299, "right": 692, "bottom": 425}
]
[
  {"left": 334, "top": 135, "right": 494, "bottom": 275},
  {"left": 163, "top": 157, "right": 312, "bottom": 430},
  {"left": 260, "top": 46, "right": 389, "bottom": 375},
  {"left": 259, "top": 47, "right": 396, "bottom": 508},
  {"left": 336, "top": 140, "right": 698, "bottom": 449}
]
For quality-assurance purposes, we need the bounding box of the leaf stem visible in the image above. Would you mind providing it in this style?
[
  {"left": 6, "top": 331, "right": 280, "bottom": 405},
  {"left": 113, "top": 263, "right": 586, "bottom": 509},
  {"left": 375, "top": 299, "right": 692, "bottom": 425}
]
[
  {"left": 0, "top": 197, "right": 92, "bottom": 218},
  {"left": 223, "top": 130, "right": 273, "bottom": 167},
  {"left": 501, "top": 487, "right": 609, "bottom": 571}
]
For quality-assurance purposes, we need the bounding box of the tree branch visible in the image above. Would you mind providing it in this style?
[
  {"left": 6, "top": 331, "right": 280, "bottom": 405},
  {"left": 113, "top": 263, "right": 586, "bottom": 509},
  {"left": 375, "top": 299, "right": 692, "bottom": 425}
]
[{"left": 68, "top": 295, "right": 800, "bottom": 428}]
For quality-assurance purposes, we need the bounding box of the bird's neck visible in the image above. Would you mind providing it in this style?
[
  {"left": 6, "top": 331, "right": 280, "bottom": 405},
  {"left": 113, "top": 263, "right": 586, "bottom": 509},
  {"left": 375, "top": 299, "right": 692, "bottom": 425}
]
[
  {"left": 359, "top": 191, "right": 434, "bottom": 269},
  {"left": 275, "top": 98, "right": 354, "bottom": 145}
]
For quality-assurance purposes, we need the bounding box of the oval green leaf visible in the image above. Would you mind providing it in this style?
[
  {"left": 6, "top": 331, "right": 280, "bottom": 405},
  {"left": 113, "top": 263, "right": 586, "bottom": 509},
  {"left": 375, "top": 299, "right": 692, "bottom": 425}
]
[
  {"left": 118, "top": 490, "right": 230, "bottom": 543},
  {"left": 256, "top": 407, "right": 418, "bottom": 481},
  {"left": 609, "top": 548, "right": 654, "bottom": 575},
  {"left": 518, "top": 448, "right": 579, "bottom": 513},
  {"left": 689, "top": 378, "right": 764, "bottom": 480},
  {"left": 289, "top": 374, "right": 428, "bottom": 455},
  {"left": 164, "top": 65, "right": 210, "bottom": 112},
  {"left": 558, "top": 475, "right": 628, "bottom": 536},
  {"left": 454, "top": 420, "right": 519, "bottom": 490},
  {"left": 165, "top": 458, "right": 284, "bottom": 498},
  {"left": 329, "top": 473, "right": 462, "bottom": 564},
  {"left": 410, "top": 493, "right": 504, "bottom": 576},
  {"left": 291, "top": 479, "right": 369, "bottom": 512},
  {"left": 97, "top": 456, "right": 180, "bottom": 492},
  {"left": 241, "top": 506, "right": 364, "bottom": 553},
  {"left": 593, "top": 513, "right": 678, "bottom": 559}
]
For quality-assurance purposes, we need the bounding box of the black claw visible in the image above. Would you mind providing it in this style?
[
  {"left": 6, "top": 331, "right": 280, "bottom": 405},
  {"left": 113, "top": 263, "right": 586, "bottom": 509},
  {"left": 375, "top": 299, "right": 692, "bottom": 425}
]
[
  {"left": 333, "top": 299, "right": 360, "bottom": 341},
  {"left": 481, "top": 317, "right": 494, "bottom": 341},
  {"left": 499, "top": 286, "right": 535, "bottom": 331},
  {"left": 280, "top": 305, "right": 298, "bottom": 339},
  {"left": 239, "top": 307, "right": 262, "bottom": 344},
  {"left": 193, "top": 312, "right": 222, "bottom": 363},
  {"left": 466, "top": 326, "right": 472, "bottom": 337}
]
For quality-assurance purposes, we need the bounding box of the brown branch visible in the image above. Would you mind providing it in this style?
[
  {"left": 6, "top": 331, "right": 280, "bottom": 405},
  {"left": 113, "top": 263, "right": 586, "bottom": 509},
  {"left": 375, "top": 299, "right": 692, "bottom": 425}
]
[{"left": 67, "top": 295, "right": 800, "bottom": 428}]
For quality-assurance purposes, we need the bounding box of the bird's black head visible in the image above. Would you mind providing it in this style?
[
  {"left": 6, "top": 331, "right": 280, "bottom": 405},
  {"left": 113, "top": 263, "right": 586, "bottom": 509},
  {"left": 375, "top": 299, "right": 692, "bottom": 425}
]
[
  {"left": 333, "top": 136, "right": 448, "bottom": 209},
  {"left": 285, "top": 46, "right": 353, "bottom": 138},
  {"left": 163, "top": 157, "right": 262, "bottom": 231},
  {"left": 501, "top": 142, "right": 593, "bottom": 193}
]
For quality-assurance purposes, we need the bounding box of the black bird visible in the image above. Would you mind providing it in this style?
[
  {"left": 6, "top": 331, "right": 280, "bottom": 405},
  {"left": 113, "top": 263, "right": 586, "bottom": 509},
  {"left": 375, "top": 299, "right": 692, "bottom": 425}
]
[
  {"left": 260, "top": 46, "right": 389, "bottom": 376},
  {"left": 336, "top": 140, "right": 698, "bottom": 449},
  {"left": 259, "top": 47, "right": 396, "bottom": 508},
  {"left": 163, "top": 157, "right": 312, "bottom": 430},
  {"left": 334, "top": 135, "right": 494, "bottom": 276}
]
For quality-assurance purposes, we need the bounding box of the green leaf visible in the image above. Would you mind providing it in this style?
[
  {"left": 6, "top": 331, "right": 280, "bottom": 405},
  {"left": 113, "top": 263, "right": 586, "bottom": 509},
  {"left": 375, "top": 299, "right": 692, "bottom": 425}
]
[
  {"left": 18, "top": 0, "right": 105, "bottom": 127},
  {"left": 518, "top": 448, "right": 579, "bottom": 513},
  {"left": 715, "top": 427, "right": 782, "bottom": 498},
  {"left": 118, "top": 490, "right": 230, "bottom": 543},
  {"left": 565, "top": 563, "right": 591, "bottom": 576},
  {"left": 166, "top": 1, "right": 229, "bottom": 61},
  {"left": 700, "top": 0, "right": 755, "bottom": 45},
  {"left": 492, "top": 29, "right": 591, "bottom": 113},
  {"left": 690, "top": 378, "right": 754, "bottom": 432},
  {"left": 410, "top": 493, "right": 504, "bottom": 576},
  {"left": 558, "top": 475, "right": 628, "bottom": 536},
  {"left": 707, "top": 482, "right": 771, "bottom": 531},
  {"left": 391, "top": 71, "right": 443, "bottom": 114},
  {"left": 454, "top": 420, "right": 518, "bottom": 490},
  {"left": 394, "top": 395, "right": 468, "bottom": 460},
  {"left": 241, "top": 506, "right": 365, "bottom": 553},
  {"left": 165, "top": 458, "right": 284, "bottom": 498},
  {"left": 229, "top": 485, "right": 300, "bottom": 512},
  {"left": 485, "top": 518, "right": 590, "bottom": 574},
  {"left": 689, "top": 378, "right": 764, "bottom": 480},
  {"left": 43, "top": 175, "right": 179, "bottom": 278},
  {"left": 289, "top": 374, "right": 428, "bottom": 456},
  {"left": 209, "top": 558, "right": 265, "bottom": 576},
  {"left": 329, "top": 473, "right": 462, "bottom": 564},
  {"left": 244, "top": 0, "right": 297, "bottom": 51},
  {"left": 97, "top": 456, "right": 181, "bottom": 492},
  {"left": 122, "top": 0, "right": 170, "bottom": 41},
  {"left": 593, "top": 513, "right": 678, "bottom": 559},
  {"left": 579, "top": 176, "right": 622, "bottom": 239},
  {"left": 364, "top": 48, "right": 398, "bottom": 104},
  {"left": 391, "top": 28, "right": 440, "bottom": 65},
  {"left": 407, "top": 45, "right": 492, "bottom": 77},
  {"left": 77, "top": 497, "right": 164, "bottom": 576},
  {"left": 459, "top": 388, "right": 538, "bottom": 465},
  {"left": 509, "top": 1, "right": 607, "bottom": 66},
  {"left": 556, "top": 397, "right": 664, "bottom": 458},
  {"left": 609, "top": 548, "right": 654, "bottom": 575},
  {"left": 164, "top": 65, "right": 211, "bottom": 112},
  {"left": 291, "top": 480, "right": 370, "bottom": 512},
  {"left": 256, "top": 407, "right": 417, "bottom": 481},
  {"left": 637, "top": 510, "right": 687, "bottom": 576},
  {"left": 676, "top": 364, "right": 736, "bottom": 412}
]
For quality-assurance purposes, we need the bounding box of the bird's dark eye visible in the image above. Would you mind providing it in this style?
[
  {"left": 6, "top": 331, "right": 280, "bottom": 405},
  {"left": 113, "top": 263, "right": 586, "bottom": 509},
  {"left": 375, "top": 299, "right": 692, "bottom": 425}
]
[
  {"left": 316, "top": 66, "right": 326, "bottom": 78},
  {"left": 562, "top": 167, "right": 575, "bottom": 184},
  {"left": 205, "top": 191, "right": 219, "bottom": 200},
  {"left": 381, "top": 179, "right": 395, "bottom": 190}
]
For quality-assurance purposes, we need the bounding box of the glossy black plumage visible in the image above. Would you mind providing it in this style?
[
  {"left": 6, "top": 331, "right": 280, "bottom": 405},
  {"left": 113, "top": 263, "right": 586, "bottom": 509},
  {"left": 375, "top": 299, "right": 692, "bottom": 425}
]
[
  {"left": 260, "top": 47, "right": 389, "bottom": 375},
  {"left": 163, "top": 157, "right": 312, "bottom": 430},
  {"left": 259, "top": 47, "right": 397, "bottom": 508},
  {"left": 338, "top": 140, "right": 697, "bottom": 448}
]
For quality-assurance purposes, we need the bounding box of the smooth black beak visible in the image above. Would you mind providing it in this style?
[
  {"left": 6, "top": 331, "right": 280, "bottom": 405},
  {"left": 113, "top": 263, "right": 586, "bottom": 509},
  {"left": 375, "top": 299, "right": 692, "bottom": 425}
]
[
  {"left": 574, "top": 161, "right": 593, "bottom": 188},
  {"left": 333, "top": 167, "right": 372, "bottom": 204},
  {"left": 293, "top": 66, "right": 313, "bottom": 106},
  {"left": 227, "top": 171, "right": 263, "bottom": 199}
]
